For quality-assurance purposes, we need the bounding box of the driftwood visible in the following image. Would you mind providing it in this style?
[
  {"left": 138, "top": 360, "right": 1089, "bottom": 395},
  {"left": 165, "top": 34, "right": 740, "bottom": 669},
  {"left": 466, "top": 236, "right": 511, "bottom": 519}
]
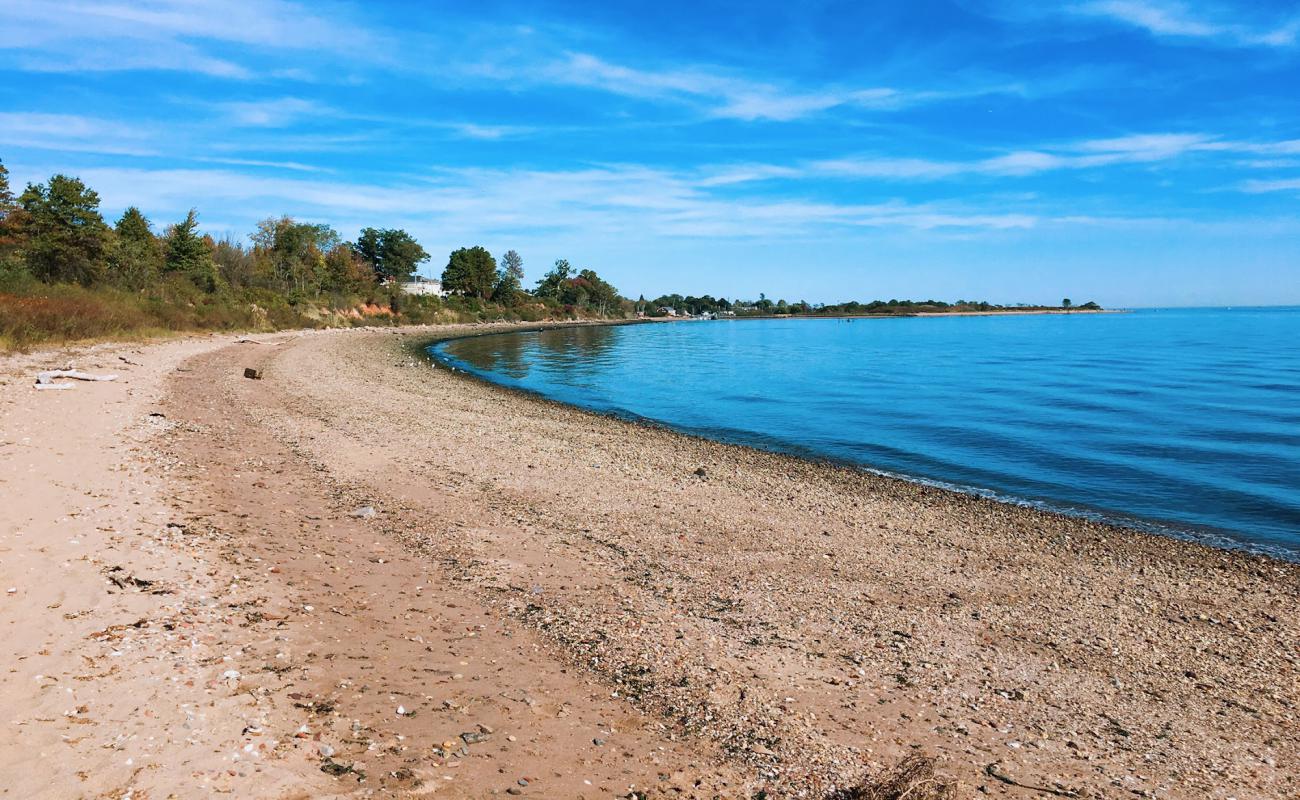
[
  {"left": 34, "top": 369, "right": 119, "bottom": 390},
  {"left": 984, "top": 762, "right": 1080, "bottom": 798}
]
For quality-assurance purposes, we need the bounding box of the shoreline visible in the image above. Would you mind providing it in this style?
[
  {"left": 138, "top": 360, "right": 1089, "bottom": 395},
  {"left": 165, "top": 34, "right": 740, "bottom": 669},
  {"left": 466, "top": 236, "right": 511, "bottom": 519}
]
[
  {"left": 421, "top": 322, "right": 1292, "bottom": 566},
  {"left": 3, "top": 324, "right": 1296, "bottom": 799}
]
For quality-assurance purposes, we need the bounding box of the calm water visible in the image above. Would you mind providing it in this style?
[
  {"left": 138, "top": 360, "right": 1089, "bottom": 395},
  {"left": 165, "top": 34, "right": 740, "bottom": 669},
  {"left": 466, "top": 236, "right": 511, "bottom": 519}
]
[{"left": 433, "top": 309, "right": 1300, "bottom": 559}]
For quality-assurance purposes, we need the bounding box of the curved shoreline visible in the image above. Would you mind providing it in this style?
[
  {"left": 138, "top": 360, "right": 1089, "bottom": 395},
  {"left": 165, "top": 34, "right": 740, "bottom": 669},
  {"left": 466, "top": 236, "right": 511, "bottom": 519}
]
[
  {"left": 6, "top": 324, "right": 1292, "bottom": 798},
  {"left": 417, "top": 322, "right": 1296, "bottom": 566}
]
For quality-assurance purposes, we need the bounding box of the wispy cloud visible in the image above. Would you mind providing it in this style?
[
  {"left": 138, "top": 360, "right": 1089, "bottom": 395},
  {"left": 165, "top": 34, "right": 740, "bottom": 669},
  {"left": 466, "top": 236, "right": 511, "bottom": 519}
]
[
  {"left": 220, "top": 97, "right": 328, "bottom": 127},
  {"left": 55, "top": 163, "right": 1038, "bottom": 246},
  {"left": 0, "top": 0, "right": 379, "bottom": 78},
  {"left": 0, "top": 112, "right": 156, "bottom": 157},
  {"left": 1070, "top": 1, "right": 1299, "bottom": 47},
  {"left": 532, "top": 52, "right": 1007, "bottom": 122},
  {"left": 715, "top": 133, "right": 1300, "bottom": 184},
  {"left": 1239, "top": 177, "right": 1300, "bottom": 193}
]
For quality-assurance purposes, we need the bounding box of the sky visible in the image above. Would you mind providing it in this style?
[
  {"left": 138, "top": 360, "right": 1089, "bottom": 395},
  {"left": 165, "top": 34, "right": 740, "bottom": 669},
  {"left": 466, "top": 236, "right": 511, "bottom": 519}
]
[{"left": 2, "top": 0, "right": 1298, "bottom": 307}]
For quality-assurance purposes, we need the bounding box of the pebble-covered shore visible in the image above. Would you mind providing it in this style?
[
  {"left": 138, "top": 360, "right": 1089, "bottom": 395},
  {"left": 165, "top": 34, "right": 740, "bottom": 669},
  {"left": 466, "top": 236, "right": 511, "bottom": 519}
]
[
  {"left": 5, "top": 323, "right": 1291, "bottom": 799},
  {"left": 194, "top": 323, "right": 1296, "bottom": 798}
]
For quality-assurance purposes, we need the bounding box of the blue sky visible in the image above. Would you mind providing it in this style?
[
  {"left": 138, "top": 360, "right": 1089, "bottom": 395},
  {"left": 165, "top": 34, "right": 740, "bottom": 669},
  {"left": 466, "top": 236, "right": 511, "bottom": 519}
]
[{"left": 2, "top": 0, "right": 1298, "bottom": 306}]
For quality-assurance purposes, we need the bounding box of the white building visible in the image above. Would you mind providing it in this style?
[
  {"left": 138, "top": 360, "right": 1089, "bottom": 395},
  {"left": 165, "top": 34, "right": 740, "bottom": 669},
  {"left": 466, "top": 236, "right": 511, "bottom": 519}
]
[{"left": 399, "top": 276, "right": 448, "bottom": 297}]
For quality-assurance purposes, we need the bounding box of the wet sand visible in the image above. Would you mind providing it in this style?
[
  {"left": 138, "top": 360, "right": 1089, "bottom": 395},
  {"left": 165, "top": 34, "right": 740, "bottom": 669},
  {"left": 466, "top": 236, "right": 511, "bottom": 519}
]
[{"left": 1, "top": 323, "right": 1295, "bottom": 799}]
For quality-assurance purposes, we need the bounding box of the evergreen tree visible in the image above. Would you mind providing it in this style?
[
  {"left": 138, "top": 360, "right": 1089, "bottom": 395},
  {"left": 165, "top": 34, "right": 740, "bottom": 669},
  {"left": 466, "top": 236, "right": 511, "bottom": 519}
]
[
  {"left": 0, "top": 159, "right": 12, "bottom": 211},
  {"left": 18, "top": 174, "right": 111, "bottom": 285},
  {"left": 109, "top": 206, "right": 162, "bottom": 290},
  {"left": 442, "top": 245, "right": 497, "bottom": 299},
  {"left": 493, "top": 249, "right": 525, "bottom": 304},
  {"left": 0, "top": 159, "right": 22, "bottom": 268},
  {"left": 165, "top": 209, "right": 219, "bottom": 291}
]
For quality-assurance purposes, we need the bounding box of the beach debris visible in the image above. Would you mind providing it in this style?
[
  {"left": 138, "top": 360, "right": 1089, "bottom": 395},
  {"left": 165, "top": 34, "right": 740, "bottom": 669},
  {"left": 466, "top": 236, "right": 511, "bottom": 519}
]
[
  {"left": 243, "top": 367, "right": 263, "bottom": 380},
  {"left": 34, "top": 369, "right": 118, "bottom": 390},
  {"left": 839, "top": 754, "right": 958, "bottom": 800},
  {"left": 102, "top": 565, "right": 171, "bottom": 594},
  {"left": 320, "top": 757, "right": 365, "bottom": 780},
  {"left": 350, "top": 506, "right": 378, "bottom": 519},
  {"left": 460, "top": 730, "right": 490, "bottom": 744},
  {"left": 693, "top": 466, "right": 708, "bottom": 478},
  {"left": 983, "top": 762, "right": 1080, "bottom": 798},
  {"left": 396, "top": 705, "right": 415, "bottom": 717}
]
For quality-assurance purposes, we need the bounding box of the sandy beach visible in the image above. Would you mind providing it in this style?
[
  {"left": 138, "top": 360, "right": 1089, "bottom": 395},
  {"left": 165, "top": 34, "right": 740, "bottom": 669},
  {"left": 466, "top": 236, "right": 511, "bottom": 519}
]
[{"left": 2, "top": 323, "right": 1295, "bottom": 799}]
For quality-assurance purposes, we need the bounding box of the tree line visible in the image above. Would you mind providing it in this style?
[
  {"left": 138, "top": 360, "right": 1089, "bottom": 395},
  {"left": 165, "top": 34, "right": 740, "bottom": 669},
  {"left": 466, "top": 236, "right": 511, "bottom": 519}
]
[
  {"left": 0, "top": 159, "right": 627, "bottom": 319},
  {"left": 1, "top": 157, "right": 1096, "bottom": 346},
  {"left": 638, "top": 293, "right": 1098, "bottom": 317}
]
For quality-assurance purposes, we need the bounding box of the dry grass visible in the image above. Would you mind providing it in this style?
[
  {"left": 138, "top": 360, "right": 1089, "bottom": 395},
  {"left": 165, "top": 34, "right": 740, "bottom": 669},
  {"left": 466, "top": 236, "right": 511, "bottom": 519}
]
[
  {"left": 830, "top": 754, "right": 958, "bottom": 800},
  {"left": 0, "top": 290, "right": 155, "bottom": 351}
]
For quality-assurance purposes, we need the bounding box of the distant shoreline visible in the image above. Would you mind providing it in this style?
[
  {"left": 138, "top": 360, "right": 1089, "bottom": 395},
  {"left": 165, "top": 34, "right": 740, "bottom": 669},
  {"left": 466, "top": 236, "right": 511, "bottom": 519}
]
[{"left": 701, "top": 307, "right": 1122, "bottom": 321}]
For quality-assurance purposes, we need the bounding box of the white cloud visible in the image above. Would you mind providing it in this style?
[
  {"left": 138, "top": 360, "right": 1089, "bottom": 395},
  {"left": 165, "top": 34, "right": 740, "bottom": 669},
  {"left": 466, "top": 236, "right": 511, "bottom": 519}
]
[
  {"left": 724, "top": 132, "right": 1293, "bottom": 183},
  {"left": 220, "top": 98, "right": 327, "bottom": 127},
  {"left": 1240, "top": 177, "right": 1300, "bottom": 193},
  {"left": 0, "top": 112, "right": 156, "bottom": 156},
  {"left": 0, "top": 0, "right": 378, "bottom": 78},
  {"left": 537, "top": 52, "right": 990, "bottom": 122},
  {"left": 1070, "top": 1, "right": 1299, "bottom": 47},
  {"left": 57, "top": 163, "right": 1037, "bottom": 245}
]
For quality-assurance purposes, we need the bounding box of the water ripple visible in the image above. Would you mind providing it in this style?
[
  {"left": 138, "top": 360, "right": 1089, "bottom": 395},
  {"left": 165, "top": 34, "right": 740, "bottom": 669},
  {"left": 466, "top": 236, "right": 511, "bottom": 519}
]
[{"left": 435, "top": 309, "right": 1300, "bottom": 560}]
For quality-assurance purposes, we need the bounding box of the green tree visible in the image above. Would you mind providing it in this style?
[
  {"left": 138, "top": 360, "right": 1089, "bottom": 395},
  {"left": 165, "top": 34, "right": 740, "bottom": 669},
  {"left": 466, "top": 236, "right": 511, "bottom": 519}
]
[
  {"left": 250, "top": 216, "right": 340, "bottom": 295},
  {"left": 109, "top": 207, "right": 163, "bottom": 290},
  {"left": 17, "top": 174, "right": 111, "bottom": 285},
  {"left": 1062, "top": 298, "right": 1072, "bottom": 310},
  {"left": 0, "top": 159, "right": 24, "bottom": 275},
  {"left": 164, "top": 209, "right": 219, "bottom": 291},
  {"left": 493, "top": 249, "right": 524, "bottom": 305},
  {"left": 212, "top": 235, "right": 256, "bottom": 287},
  {"left": 353, "top": 227, "right": 383, "bottom": 278},
  {"left": 0, "top": 159, "right": 16, "bottom": 243},
  {"left": 534, "top": 258, "right": 572, "bottom": 299},
  {"left": 353, "top": 227, "right": 428, "bottom": 283},
  {"left": 443, "top": 245, "right": 497, "bottom": 299}
]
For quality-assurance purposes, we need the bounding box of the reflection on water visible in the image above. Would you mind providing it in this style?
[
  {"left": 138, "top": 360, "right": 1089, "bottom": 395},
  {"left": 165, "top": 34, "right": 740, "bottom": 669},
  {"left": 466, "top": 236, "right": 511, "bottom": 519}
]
[
  {"left": 435, "top": 311, "right": 1300, "bottom": 559},
  {"left": 449, "top": 325, "right": 621, "bottom": 382}
]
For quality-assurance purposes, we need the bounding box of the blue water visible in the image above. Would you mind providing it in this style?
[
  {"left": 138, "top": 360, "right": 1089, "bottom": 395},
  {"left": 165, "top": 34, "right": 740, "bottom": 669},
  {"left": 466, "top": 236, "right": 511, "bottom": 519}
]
[{"left": 432, "top": 309, "right": 1300, "bottom": 559}]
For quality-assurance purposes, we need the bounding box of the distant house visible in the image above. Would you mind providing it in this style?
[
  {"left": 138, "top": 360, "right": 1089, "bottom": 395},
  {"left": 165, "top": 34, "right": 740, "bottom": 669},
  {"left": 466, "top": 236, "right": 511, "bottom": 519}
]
[
  {"left": 399, "top": 276, "right": 448, "bottom": 297},
  {"left": 657, "top": 306, "right": 679, "bottom": 317}
]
